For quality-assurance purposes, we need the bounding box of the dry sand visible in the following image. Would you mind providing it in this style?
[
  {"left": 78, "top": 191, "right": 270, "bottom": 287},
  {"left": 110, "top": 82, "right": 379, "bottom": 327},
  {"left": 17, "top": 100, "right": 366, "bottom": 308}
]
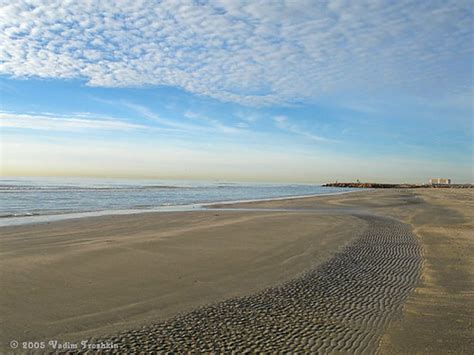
[
  {"left": 0, "top": 189, "right": 472, "bottom": 353},
  {"left": 377, "top": 189, "right": 474, "bottom": 354}
]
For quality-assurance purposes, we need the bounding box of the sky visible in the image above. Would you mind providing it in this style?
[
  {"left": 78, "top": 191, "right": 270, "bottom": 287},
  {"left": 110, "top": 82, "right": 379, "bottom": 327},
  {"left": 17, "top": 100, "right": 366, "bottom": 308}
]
[{"left": 0, "top": 0, "right": 473, "bottom": 183}]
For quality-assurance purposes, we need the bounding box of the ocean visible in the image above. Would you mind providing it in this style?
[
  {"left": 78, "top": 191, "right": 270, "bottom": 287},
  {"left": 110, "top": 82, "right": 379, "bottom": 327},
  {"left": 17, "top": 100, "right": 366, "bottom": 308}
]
[{"left": 0, "top": 177, "right": 354, "bottom": 226}]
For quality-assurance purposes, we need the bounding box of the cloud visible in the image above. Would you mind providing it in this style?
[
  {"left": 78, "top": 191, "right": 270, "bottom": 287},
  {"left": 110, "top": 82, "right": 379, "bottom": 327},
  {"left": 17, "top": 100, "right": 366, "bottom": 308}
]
[
  {"left": 119, "top": 101, "right": 243, "bottom": 134},
  {"left": 273, "top": 115, "right": 338, "bottom": 143},
  {"left": 184, "top": 110, "right": 242, "bottom": 134},
  {"left": 273, "top": 115, "right": 288, "bottom": 125},
  {"left": 0, "top": 111, "right": 148, "bottom": 132},
  {"left": 0, "top": 1, "right": 471, "bottom": 106},
  {"left": 234, "top": 111, "right": 261, "bottom": 123},
  {"left": 122, "top": 102, "right": 205, "bottom": 132}
]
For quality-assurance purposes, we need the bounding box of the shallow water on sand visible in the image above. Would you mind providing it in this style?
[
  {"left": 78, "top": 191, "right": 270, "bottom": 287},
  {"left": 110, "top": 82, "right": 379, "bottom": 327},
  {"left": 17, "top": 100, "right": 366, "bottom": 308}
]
[{"left": 0, "top": 177, "right": 355, "bottom": 226}]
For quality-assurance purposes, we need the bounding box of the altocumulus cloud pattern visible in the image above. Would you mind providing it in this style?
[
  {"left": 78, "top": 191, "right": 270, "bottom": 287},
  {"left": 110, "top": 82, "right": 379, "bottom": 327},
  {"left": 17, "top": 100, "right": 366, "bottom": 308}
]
[{"left": 0, "top": 0, "right": 472, "bottom": 106}]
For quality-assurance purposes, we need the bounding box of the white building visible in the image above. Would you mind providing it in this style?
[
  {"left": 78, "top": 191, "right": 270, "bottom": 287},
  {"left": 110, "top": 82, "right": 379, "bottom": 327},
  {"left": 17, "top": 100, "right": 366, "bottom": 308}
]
[{"left": 429, "top": 178, "right": 451, "bottom": 185}]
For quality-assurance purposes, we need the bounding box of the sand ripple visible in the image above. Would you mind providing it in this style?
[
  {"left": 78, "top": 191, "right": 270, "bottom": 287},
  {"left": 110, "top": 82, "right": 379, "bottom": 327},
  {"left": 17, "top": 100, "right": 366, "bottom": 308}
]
[{"left": 94, "top": 215, "right": 422, "bottom": 353}]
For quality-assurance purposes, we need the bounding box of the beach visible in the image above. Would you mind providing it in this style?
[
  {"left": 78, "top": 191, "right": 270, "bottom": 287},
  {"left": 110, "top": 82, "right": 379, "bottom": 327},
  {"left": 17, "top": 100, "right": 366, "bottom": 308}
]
[{"left": 0, "top": 189, "right": 472, "bottom": 353}]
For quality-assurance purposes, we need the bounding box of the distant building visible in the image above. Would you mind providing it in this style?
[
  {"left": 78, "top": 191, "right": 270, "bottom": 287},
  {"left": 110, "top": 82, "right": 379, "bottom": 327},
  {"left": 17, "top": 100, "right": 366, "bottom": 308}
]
[{"left": 429, "top": 178, "right": 451, "bottom": 185}]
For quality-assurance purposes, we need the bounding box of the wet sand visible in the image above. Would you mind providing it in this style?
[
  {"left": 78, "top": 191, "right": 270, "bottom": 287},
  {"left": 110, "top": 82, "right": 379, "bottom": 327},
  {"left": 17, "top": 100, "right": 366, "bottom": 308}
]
[{"left": 0, "top": 189, "right": 472, "bottom": 353}]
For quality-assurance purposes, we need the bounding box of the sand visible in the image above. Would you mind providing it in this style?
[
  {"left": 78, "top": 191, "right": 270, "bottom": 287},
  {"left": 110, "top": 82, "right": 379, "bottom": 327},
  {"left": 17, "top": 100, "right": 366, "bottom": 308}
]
[
  {"left": 0, "top": 209, "right": 365, "bottom": 349},
  {"left": 95, "top": 214, "right": 422, "bottom": 353},
  {"left": 377, "top": 189, "right": 474, "bottom": 354},
  {"left": 0, "top": 189, "right": 472, "bottom": 353}
]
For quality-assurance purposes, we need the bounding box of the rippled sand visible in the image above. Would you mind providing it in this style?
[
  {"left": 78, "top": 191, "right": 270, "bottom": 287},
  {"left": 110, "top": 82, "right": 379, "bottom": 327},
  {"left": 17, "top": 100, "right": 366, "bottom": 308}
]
[{"left": 95, "top": 215, "right": 421, "bottom": 353}]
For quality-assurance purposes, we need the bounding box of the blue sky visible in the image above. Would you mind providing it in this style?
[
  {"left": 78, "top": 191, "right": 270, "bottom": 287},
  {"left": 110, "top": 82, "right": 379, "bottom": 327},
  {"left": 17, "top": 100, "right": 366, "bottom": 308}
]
[{"left": 0, "top": 0, "right": 472, "bottom": 183}]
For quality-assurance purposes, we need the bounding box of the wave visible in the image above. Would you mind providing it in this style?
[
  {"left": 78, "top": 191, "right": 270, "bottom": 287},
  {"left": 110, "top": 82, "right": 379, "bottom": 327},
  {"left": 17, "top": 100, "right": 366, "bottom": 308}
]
[
  {"left": 0, "top": 212, "right": 42, "bottom": 218},
  {"left": 0, "top": 185, "right": 189, "bottom": 192}
]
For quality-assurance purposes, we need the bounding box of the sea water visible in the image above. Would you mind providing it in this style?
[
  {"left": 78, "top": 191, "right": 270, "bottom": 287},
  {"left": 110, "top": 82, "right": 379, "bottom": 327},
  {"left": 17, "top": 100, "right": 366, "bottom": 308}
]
[{"left": 0, "top": 177, "right": 354, "bottom": 226}]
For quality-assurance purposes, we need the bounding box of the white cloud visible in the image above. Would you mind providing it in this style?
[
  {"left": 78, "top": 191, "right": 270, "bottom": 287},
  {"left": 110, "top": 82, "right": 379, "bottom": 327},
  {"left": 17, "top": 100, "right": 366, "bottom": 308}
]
[
  {"left": 273, "top": 115, "right": 338, "bottom": 143},
  {"left": 273, "top": 115, "right": 288, "bottom": 125},
  {"left": 234, "top": 111, "right": 261, "bottom": 123},
  {"left": 0, "top": 0, "right": 471, "bottom": 106},
  {"left": 0, "top": 105, "right": 247, "bottom": 137},
  {"left": 184, "top": 110, "right": 242, "bottom": 134},
  {"left": 0, "top": 111, "right": 147, "bottom": 132},
  {"left": 122, "top": 102, "right": 205, "bottom": 132},
  {"left": 119, "top": 102, "right": 243, "bottom": 134}
]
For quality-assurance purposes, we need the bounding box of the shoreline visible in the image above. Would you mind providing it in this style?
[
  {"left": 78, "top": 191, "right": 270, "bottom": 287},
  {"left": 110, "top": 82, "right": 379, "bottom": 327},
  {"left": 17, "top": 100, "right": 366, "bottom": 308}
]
[{"left": 0, "top": 188, "right": 362, "bottom": 227}]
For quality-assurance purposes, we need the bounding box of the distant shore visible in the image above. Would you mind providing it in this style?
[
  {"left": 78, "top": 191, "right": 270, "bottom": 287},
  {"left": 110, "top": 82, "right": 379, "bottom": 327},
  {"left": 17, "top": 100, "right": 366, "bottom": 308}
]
[{"left": 323, "top": 182, "right": 473, "bottom": 188}]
